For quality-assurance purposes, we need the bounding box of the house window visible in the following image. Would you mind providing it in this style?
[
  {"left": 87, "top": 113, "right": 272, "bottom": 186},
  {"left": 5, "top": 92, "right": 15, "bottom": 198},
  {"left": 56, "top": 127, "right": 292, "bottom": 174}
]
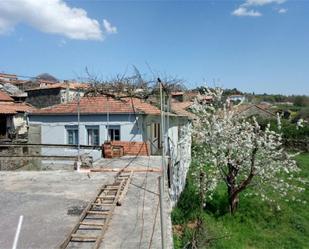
[
  {"left": 66, "top": 126, "right": 78, "bottom": 145},
  {"left": 87, "top": 126, "right": 99, "bottom": 145},
  {"left": 108, "top": 126, "right": 120, "bottom": 141}
]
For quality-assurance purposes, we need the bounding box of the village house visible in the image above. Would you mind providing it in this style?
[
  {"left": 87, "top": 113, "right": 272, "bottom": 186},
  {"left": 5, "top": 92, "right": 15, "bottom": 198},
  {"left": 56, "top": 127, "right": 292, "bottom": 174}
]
[
  {"left": 0, "top": 90, "right": 34, "bottom": 140},
  {"left": 28, "top": 95, "right": 192, "bottom": 202},
  {"left": 26, "top": 82, "right": 90, "bottom": 108},
  {"left": 228, "top": 94, "right": 247, "bottom": 103},
  {"left": 233, "top": 104, "right": 276, "bottom": 119},
  {"left": 0, "top": 82, "right": 28, "bottom": 102}
]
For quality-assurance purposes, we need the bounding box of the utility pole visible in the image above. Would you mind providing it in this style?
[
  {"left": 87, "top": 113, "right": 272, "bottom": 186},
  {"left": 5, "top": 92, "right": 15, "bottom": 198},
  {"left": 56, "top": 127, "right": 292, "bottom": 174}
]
[
  {"left": 76, "top": 89, "right": 81, "bottom": 171},
  {"left": 158, "top": 78, "right": 166, "bottom": 249}
]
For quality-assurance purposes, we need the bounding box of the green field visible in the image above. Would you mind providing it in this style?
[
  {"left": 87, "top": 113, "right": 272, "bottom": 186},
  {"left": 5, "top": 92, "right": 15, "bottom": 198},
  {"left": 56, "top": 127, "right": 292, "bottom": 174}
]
[{"left": 172, "top": 153, "right": 309, "bottom": 249}]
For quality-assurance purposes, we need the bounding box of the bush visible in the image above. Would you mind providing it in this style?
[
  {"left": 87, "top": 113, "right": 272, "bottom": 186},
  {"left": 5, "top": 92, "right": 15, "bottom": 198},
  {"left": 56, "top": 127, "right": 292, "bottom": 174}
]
[{"left": 256, "top": 118, "right": 309, "bottom": 140}]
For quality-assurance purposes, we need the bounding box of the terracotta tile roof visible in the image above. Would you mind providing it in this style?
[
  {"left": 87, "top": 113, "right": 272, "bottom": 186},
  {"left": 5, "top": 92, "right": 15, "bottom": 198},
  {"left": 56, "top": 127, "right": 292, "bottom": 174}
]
[
  {"left": 233, "top": 104, "right": 275, "bottom": 117},
  {"left": 171, "top": 101, "right": 196, "bottom": 119},
  {"left": 0, "top": 73, "right": 17, "bottom": 79},
  {"left": 171, "top": 91, "right": 184, "bottom": 96},
  {"left": 0, "top": 90, "right": 14, "bottom": 102},
  {"left": 31, "top": 96, "right": 161, "bottom": 115},
  {"left": 0, "top": 102, "right": 35, "bottom": 114},
  {"left": 26, "top": 83, "right": 90, "bottom": 91}
]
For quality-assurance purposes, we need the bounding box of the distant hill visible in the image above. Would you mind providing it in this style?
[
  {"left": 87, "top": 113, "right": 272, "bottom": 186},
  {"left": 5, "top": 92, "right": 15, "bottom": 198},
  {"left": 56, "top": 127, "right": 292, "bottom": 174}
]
[{"left": 36, "top": 73, "right": 58, "bottom": 82}]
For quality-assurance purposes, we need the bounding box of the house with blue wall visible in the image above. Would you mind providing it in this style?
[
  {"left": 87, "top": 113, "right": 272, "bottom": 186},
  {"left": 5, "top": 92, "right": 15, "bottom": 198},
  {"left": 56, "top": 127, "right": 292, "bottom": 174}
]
[{"left": 28, "top": 95, "right": 192, "bottom": 204}]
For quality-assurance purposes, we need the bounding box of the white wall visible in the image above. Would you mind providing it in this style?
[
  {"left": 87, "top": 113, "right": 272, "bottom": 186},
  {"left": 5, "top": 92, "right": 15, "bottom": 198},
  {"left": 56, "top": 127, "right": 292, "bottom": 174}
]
[{"left": 168, "top": 117, "right": 192, "bottom": 206}]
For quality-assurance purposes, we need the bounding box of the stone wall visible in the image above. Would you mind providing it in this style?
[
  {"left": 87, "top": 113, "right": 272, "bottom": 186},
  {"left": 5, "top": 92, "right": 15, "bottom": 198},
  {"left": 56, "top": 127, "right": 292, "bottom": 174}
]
[
  {"left": 0, "top": 146, "right": 40, "bottom": 170},
  {"left": 26, "top": 88, "right": 61, "bottom": 108}
]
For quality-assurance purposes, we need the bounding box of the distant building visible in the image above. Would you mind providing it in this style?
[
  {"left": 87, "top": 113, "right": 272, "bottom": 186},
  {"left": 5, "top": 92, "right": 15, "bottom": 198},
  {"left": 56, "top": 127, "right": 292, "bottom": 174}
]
[
  {"left": 0, "top": 83, "right": 27, "bottom": 102},
  {"left": 171, "top": 92, "right": 185, "bottom": 102},
  {"left": 228, "top": 94, "right": 246, "bottom": 103},
  {"left": 233, "top": 104, "right": 276, "bottom": 119},
  {"left": 26, "top": 82, "right": 89, "bottom": 108},
  {"left": 0, "top": 90, "right": 34, "bottom": 140}
]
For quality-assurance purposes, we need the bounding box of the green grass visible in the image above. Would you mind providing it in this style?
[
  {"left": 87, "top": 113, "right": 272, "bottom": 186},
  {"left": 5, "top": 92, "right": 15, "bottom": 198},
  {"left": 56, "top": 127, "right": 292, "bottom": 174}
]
[{"left": 172, "top": 153, "right": 309, "bottom": 249}]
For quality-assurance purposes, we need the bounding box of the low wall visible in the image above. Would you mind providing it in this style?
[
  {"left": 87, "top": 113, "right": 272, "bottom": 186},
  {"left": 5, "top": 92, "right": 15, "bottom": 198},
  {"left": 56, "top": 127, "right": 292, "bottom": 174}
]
[{"left": 0, "top": 157, "right": 41, "bottom": 170}]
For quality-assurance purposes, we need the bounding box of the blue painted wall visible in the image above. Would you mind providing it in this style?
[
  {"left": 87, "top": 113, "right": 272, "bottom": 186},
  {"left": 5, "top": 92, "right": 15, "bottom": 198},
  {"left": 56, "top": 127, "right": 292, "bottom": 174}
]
[
  {"left": 29, "top": 113, "right": 145, "bottom": 161},
  {"left": 29, "top": 114, "right": 144, "bottom": 145}
]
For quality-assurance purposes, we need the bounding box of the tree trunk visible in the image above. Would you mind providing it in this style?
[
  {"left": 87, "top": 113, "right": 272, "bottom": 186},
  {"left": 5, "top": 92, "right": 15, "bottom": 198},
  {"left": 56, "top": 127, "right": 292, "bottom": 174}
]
[
  {"left": 226, "top": 162, "right": 239, "bottom": 214},
  {"left": 228, "top": 190, "right": 239, "bottom": 215}
]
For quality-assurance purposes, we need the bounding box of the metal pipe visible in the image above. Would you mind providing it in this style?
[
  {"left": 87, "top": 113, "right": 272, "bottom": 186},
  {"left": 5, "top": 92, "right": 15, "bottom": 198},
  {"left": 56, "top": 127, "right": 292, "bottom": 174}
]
[
  {"left": 159, "top": 79, "right": 166, "bottom": 249},
  {"left": 158, "top": 176, "right": 166, "bottom": 249},
  {"left": 77, "top": 89, "right": 81, "bottom": 171}
]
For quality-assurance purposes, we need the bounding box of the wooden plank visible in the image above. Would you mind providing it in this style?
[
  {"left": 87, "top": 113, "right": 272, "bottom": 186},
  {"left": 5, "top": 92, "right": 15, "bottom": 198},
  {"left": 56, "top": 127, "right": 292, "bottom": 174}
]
[
  {"left": 79, "top": 222, "right": 105, "bottom": 227},
  {"left": 117, "top": 171, "right": 133, "bottom": 206},
  {"left": 92, "top": 179, "right": 126, "bottom": 249},
  {"left": 59, "top": 171, "right": 132, "bottom": 249},
  {"left": 97, "top": 196, "right": 115, "bottom": 200},
  {"left": 71, "top": 234, "right": 98, "bottom": 240},
  {"left": 91, "top": 203, "right": 113, "bottom": 206},
  {"left": 58, "top": 184, "right": 106, "bottom": 249},
  {"left": 90, "top": 167, "right": 161, "bottom": 173},
  {"left": 87, "top": 211, "right": 109, "bottom": 215}
]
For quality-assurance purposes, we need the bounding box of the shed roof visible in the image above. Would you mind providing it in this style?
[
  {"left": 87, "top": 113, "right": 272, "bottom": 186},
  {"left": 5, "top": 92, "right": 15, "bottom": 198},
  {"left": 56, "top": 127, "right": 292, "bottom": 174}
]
[{"left": 31, "top": 96, "right": 161, "bottom": 115}]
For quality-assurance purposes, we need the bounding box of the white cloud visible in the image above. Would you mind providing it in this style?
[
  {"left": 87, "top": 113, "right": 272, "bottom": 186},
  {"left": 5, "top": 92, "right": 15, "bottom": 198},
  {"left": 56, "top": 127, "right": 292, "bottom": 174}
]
[
  {"left": 244, "top": 0, "right": 286, "bottom": 6},
  {"left": 103, "top": 19, "right": 117, "bottom": 34},
  {"left": 0, "top": 0, "right": 117, "bottom": 41},
  {"left": 278, "top": 8, "right": 288, "bottom": 14},
  {"left": 232, "top": 7, "right": 262, "bottom": 17},
  {"left": 232, "top": 0, "right": 287, "bottom": 17}
]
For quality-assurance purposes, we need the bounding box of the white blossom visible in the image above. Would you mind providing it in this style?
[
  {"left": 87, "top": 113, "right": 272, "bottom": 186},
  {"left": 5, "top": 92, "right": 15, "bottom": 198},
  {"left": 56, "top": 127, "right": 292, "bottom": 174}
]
[{"left": 190, "top": 86, "right": 304, "bottom": 211}]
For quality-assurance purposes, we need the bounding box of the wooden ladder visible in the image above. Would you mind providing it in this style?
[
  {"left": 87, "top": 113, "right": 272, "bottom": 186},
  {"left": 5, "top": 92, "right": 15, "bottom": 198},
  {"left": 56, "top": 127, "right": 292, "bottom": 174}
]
[{"left": 59, "top": 171, "right": 133, "bottom": 249}]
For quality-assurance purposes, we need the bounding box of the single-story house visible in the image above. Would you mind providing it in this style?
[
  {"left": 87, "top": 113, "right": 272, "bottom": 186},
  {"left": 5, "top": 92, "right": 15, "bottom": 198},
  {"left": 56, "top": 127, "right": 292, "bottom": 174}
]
[
  {"left": 28, "top": 95, "right": 192, "bottom": 203},
  {"left": 0, "top": 90, "right": 34, "bottom": 140},
  {"left": 28, "top": 95, "right": 190, "bottom": 156}
]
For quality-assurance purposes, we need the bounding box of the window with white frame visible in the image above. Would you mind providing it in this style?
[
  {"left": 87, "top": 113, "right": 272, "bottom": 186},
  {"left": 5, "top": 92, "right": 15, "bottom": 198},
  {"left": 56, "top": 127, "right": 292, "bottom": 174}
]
[
  {"left": 87, "top": 126, "right": 100, "bottom": 145},
  {"left": 108, "top": 125, "right": 120, "bottom": 141},
  {"left": 66, "top": 126, "right": 78, "bottom": 145}
]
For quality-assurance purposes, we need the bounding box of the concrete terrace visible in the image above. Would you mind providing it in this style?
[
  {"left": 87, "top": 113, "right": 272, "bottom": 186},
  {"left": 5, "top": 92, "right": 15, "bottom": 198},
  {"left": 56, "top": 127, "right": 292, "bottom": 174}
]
[{"left": 0, "top": 156, "right": 173, "bottom": 249}]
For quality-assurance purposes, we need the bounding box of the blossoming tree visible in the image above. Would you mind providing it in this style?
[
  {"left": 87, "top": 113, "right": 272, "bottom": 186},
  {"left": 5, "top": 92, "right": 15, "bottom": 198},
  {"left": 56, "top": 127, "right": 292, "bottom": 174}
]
[{"left": 191, "top": 87, "right": 304, "bottom": 214}]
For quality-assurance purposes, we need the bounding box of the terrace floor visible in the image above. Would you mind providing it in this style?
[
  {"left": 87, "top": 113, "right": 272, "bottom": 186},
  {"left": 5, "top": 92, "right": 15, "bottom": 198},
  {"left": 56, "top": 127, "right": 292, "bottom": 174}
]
[{"left": 0, "top": 156, "right": 173, "bottom": 249}]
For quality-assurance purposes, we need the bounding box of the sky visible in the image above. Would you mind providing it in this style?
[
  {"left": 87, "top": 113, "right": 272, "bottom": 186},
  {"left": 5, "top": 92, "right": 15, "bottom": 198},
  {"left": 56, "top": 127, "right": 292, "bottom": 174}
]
[{"left": 0, "top": 0, "right": 308, "bottom": 95}]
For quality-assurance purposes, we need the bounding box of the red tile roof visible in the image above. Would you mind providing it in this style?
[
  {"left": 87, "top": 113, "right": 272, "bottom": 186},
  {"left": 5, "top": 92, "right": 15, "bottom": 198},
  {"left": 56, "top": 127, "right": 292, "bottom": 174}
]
[
  {"left": 171, "top": 101, "right": 196, "bottom": 119},
  {"left": 0, "top": 90, "right": 14, "bottom": 102},
  {"left": 0, "top": 102, "right": 35, "bottom": 114},
  {"left": 26, "top": 82, "right": 90, "bottom": 91},
  {"left": 31, "top": 96, "right": 161, "bottom": 115}
]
